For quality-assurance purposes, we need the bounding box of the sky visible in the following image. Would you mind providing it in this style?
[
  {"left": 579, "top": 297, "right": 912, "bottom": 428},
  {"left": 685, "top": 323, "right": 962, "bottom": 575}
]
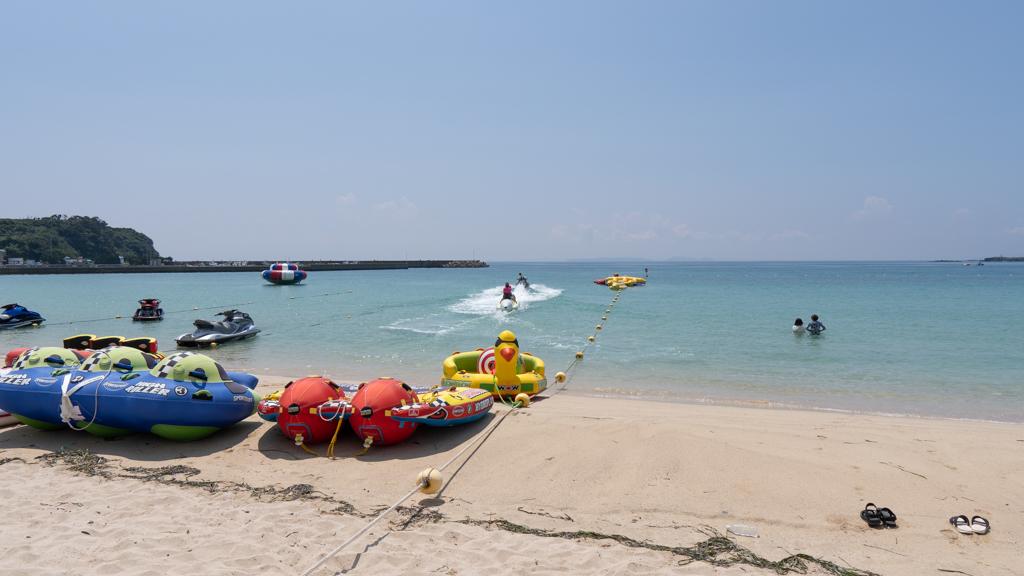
[{"left": 2, "top": 1, "right": 1022, "bottom": 261}]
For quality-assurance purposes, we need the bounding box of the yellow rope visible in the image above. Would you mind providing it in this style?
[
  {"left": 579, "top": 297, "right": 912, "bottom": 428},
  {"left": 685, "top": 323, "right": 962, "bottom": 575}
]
[{"left": 326, "top": 417, "right": 344, "bottom": 459}]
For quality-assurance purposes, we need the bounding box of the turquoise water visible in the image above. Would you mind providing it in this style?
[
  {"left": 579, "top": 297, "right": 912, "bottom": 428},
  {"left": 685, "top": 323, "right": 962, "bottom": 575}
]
[{"left": 2, "top": 262, "right": 1022, "bottom": 421}]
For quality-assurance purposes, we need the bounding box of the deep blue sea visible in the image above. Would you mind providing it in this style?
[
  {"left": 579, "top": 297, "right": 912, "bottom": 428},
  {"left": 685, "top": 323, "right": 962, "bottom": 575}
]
[{"left": 2, "top": 262, "right": 1021, "bottom": 421}]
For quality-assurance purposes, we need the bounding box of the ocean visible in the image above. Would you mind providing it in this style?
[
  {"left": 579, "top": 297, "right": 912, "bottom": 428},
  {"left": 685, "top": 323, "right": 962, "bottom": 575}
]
[{"left": 2, "top": 261, "right": 1022, "bottom": 421}]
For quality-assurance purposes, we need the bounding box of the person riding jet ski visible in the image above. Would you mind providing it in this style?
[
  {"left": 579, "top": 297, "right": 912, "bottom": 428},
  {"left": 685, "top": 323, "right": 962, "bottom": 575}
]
[
  {"left": 0, "top": 303, "right": 45, "bottom": 329},
  {"left": 176, "top": 309, "right": 260, "bottom": 347},
  {"left": 498, "top": 283, "right": 519, "bottom": 312},
  {"left": 516, "top": 273, "right": 530, "bottom": 289}
]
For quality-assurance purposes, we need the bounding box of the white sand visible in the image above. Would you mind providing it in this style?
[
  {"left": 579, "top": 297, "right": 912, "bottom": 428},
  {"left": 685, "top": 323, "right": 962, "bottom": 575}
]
[{"left": 1, "top": 377, "right": 1021, "bottom": 575}]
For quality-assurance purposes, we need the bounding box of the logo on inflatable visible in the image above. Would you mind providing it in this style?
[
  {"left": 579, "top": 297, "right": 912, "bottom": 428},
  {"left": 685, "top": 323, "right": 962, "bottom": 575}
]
[{"left": 477, "top": 347, "right": 496, "bottom": 374}]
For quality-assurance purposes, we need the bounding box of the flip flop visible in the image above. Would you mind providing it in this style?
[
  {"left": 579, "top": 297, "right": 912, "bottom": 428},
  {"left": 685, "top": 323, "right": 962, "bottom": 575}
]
[
  {"left": 970, "top": 516, "right": 990, "bottom": 535},
  {"left": 949, "top": 515, "right": 972, "bottom": 534},
  {"left": 861, "top": 503, "right": 883, "bottom": 528},
  {"left": 878, "top": 507, "right": 898, "bottom": 528}
]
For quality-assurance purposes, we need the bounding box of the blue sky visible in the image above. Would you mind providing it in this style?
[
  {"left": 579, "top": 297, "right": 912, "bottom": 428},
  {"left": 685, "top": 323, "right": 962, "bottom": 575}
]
[{"left": 2, "top": 1, "right": 1021, "bottom": 261}]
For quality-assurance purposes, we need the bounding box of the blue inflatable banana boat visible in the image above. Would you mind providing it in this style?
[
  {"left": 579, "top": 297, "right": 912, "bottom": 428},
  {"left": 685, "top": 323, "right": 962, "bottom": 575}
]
[{"left": 0, "top": 347, "right": 259, "bottom": 441}]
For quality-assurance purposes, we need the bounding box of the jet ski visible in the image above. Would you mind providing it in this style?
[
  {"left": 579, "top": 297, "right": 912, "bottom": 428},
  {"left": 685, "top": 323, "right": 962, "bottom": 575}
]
[
  {"left": 132, "top": 298, "right": 164, "bottom": 321},
  {"left": 516, "top": 276, "right": 530, "bottom": 289},
  {"left": 0, "top": 304, "right": 45, "bottom": 330},
  {"left": 497, "top": 297, "right": 519, "bottom": 312},
  {"left": 176, "top": 309, "right": 260, "bottom": 347}
]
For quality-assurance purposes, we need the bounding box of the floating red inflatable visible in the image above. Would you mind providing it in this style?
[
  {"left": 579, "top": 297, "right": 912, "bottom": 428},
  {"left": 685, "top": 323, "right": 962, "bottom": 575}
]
[
  {"left": 276, "top": 376, "right": 348, "bottom": 444},
  {"left": 348, "top": 377, "right": 419, "bottom": 446}
]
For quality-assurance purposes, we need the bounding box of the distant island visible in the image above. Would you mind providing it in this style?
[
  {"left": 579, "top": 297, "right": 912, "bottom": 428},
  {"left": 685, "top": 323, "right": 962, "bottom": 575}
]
[
  {"left": 982, "top": 256, "right": 1024, "bottom": 262},
  {"left": 0, "top": 215, "right": 161, "bottom": 265}
]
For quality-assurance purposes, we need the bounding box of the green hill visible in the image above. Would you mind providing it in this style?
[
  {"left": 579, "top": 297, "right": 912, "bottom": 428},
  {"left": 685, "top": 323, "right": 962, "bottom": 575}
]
[{"left": 0, "top": 215, "right": 162, "bottom": 265}]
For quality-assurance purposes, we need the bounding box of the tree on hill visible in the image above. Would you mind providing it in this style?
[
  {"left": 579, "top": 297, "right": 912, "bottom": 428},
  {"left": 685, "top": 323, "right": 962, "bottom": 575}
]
[{"left": 0, "top": 215, "right": 162, "bottom": 264}]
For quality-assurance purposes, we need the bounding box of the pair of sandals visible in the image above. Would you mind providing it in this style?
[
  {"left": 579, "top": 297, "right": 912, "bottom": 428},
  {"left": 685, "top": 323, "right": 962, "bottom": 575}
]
[
  {"left": 949, "top": 515, "right": 990, "bottom": 535},
  {"left": 860, "top": 503, "right": 897, "bottom": 528}
]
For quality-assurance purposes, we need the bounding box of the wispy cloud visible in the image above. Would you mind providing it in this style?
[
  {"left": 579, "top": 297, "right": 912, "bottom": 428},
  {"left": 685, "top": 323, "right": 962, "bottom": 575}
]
[
  {"left": 1009, "top": 227, "right": 1024, "bottom": 237},
  {"left": 852, "top": 195, "right": 893, "bottom": 220},
  {"left": 373, "top": 196, "right": 417, "bottom": 214},
  {"left": 336, "top": 193, "right": 357, "bottom": 206}
]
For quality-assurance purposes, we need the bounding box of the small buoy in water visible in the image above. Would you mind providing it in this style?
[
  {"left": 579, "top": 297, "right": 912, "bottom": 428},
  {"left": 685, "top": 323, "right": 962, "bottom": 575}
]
[
  {"left": 555, "top": 371, "right": 566, "bottom": 382},
  {"left": 515, "top": 393, "right": 530, "bottom": 407},
  {"left": 417, "top": 467, "right": 443, "bottom": 494},
  {"left": 209, "top": 342, "right": 218, "bottom": 348},
  {"left": 114, "top": 315, "right": 122, "bottom": 319},
  {"left": 595, "top": 325, "right": 602, "bottom": 331},
  {"left": 601, "top": 315, "right": 607, "bottom": 320},
  {"left": 575, "top": 351, "right": 584, "bottom": 359},
  {"left": 193, "top": 307, "right": 199, "bottom": 310},
  {"left": 587, "top": 336, "right": 595, "bottom": 342}
]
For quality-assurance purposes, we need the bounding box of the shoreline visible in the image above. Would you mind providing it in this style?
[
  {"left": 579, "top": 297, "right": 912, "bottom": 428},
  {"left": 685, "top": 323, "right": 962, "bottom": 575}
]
[
  {"left": 0, "top": 259, "right": 489, "bottom": 275},
  {"left": 1, "top": 376, "right": 1020, "bottom": 575}
]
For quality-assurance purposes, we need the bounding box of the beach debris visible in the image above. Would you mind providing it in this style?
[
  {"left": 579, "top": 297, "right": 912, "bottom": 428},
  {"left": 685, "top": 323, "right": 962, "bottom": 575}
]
[{"left": 726, "top": 523, "right": 759, "bottom": 538}]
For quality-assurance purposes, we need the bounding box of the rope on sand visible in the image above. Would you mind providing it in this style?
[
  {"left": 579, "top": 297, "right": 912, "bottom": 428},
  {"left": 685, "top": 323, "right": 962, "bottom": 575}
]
[{"left": 299, "top": 399, "right": 525, "bottom": 576}]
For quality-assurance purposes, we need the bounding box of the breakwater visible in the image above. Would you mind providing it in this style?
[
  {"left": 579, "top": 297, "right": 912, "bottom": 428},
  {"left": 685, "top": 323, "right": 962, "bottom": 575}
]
[{"left": 0, "top": 260, "right": 488, "bottom": 275}]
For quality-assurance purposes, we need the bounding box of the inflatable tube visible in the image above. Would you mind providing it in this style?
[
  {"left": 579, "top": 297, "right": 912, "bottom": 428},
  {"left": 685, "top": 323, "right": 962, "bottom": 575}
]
[
  {"left": 389, "top": 386, "right": 493, "bottom": 427},
  {"left": 262, "top": 262, "right": 308, "bottom": 285},
  {"left": 349, "top": 378, "right": 419, "bottom": 446},
  {"left": 441, "top": 331, "right": 547, "bottom": 397}
]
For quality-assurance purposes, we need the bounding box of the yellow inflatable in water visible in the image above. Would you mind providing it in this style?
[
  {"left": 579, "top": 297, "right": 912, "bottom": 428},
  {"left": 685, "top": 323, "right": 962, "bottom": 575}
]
[
  {"left": 594, "top": 275, "right": 646, "bottom": 289},
  {"left": 441, "top": 330, "right": 546, "bottom": 397}
]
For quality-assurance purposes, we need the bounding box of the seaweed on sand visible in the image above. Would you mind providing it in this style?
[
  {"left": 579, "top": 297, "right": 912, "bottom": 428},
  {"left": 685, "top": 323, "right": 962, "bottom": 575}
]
[
  {"left": 456, "top": 518, "right": 881, "bottom": 576},
  {"left": 35, "top": 447, "right": 368, "bottom": 517}
]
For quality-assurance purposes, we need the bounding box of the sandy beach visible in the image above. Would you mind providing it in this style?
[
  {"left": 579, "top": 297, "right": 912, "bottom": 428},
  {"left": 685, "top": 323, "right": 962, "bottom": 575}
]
[{"left": 1, "top": 376, "right": 1021, "bottom": 576}]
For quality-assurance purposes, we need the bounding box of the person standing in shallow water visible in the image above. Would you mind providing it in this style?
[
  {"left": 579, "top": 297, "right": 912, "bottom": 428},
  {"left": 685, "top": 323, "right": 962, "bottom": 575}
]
[
  {"left": 806, "top": 314, "right": 826, "bottom": 335},
  {"left": 792, "top": 318, "right": 804, "bottom": 333}
]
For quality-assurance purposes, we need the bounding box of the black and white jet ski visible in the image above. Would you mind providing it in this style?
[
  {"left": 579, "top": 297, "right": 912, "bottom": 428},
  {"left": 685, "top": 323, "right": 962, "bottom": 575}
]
[
  {"left": 0, "top": 303, "right": 45, "bottom": 330},
  {"left": 175, "top": 309, "right": 260, "bottom": 347},
  {"left": 497, "top": 297, "right": 519, "bottom": 312}
]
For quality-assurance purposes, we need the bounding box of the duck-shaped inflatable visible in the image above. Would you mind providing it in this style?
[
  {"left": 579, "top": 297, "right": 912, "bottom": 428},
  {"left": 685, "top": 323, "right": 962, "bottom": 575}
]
[{"left": 441, "top": 330, "right": 546, "bottom": 397}]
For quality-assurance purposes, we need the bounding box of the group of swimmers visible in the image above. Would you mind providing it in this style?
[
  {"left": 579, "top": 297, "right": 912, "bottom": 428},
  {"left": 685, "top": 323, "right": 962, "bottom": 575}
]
[{"left": 793, "top": 314, "right": 826, "bottom": 335}]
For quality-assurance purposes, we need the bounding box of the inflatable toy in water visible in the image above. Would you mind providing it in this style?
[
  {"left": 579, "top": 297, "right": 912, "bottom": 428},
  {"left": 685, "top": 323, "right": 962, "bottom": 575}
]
[
  {"left": 272, "top": 376, "right": 350, "bottom": 445},
  {"left": 176, "top": 310, "right": 260, "bottom": 347},
  {"left": 349, "top": 377, "right": 419, "bottom": 446},
  {"left": 593, "top": 275, "right": 646, "bottom": 289},
  {"left": 262, "top": 262, "right": 308, "bottom": 285},
  {"left": 0, "top": 348, "right": 258, "bottom": 440},
  {"left": 0, "top": 303, "right": 45, "bottom": 330},
  {"left": 442, "top": 331, "right": 546, "bottom": 397},
  {"left": 132, "top": 298, "right": 163, "bottom": 322},
  {"left": 389, "top": 386, "right": 493, "bottom": 427}
]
